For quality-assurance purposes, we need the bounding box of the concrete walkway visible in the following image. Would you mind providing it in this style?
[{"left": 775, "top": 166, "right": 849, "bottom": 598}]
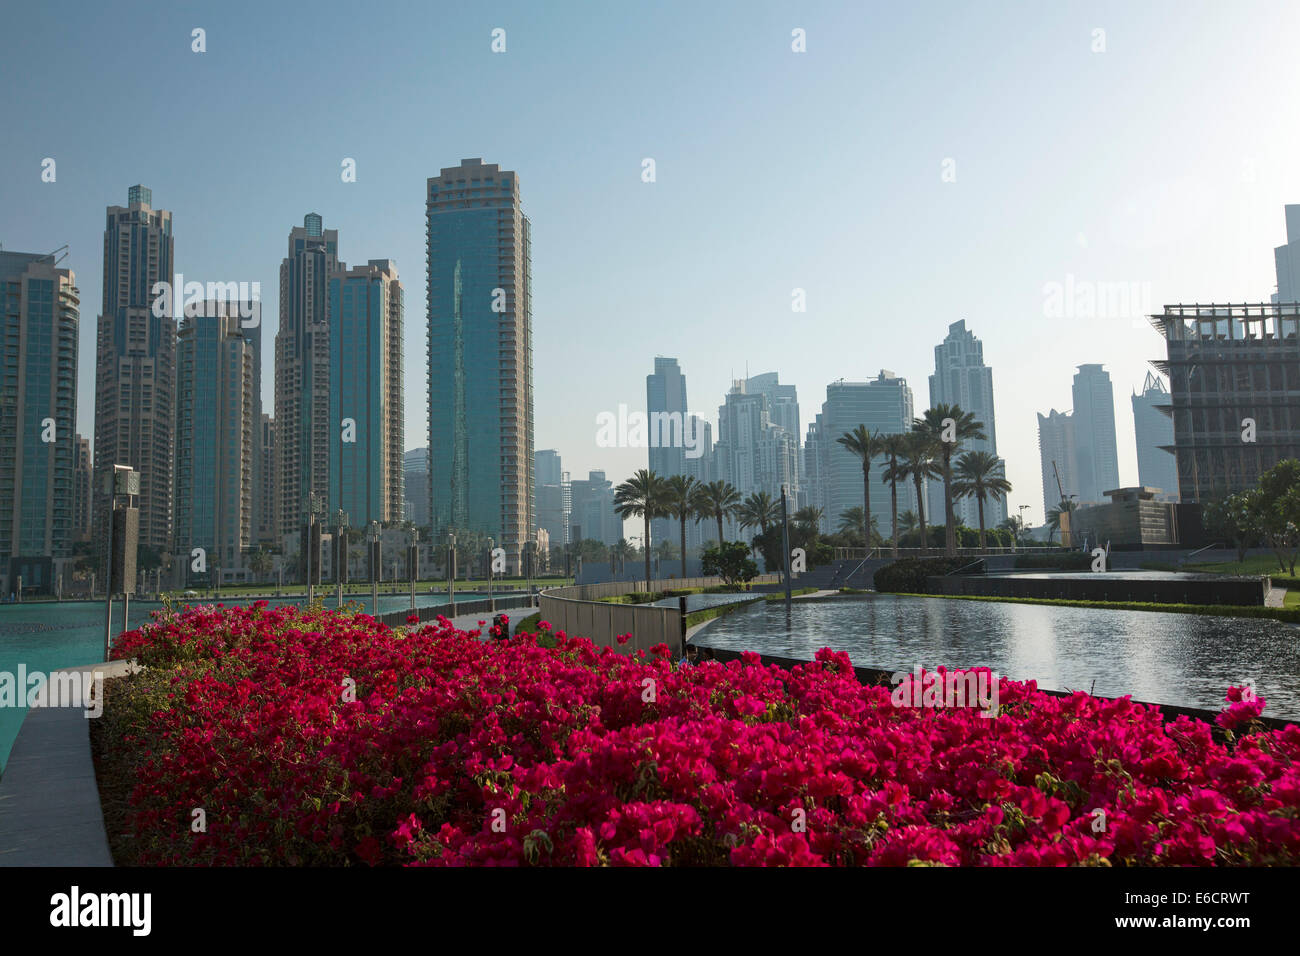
[
  {"left": 1266, "top": 587, "right": 1289, "bottom": 608},
  {"left": 0, "top": 660, "right": 136, "bottom": 867}
]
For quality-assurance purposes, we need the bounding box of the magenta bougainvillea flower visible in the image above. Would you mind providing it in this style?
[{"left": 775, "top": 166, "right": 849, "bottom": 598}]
[{"left": 107, "top": 603, "right": 1300, "bottom": 867}]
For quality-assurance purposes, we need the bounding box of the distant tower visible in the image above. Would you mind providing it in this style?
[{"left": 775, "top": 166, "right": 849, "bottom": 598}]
[
  {"left": 927, "top": 320, "right": 1005, "bottom": 528},
  {"left": 1132, "top": 371, "right": 1178, "bottom": 500},
  {"left": 1071, "top": 364, "right": 1120, "bottom": 504},
  {"left": 93, "top": 185, "right": 176, "bottom": 553}
]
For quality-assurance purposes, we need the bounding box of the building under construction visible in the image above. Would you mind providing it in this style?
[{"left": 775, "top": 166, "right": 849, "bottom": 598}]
[{"left": 1150, "top": 303, "right": 1300, "bottom": 501}]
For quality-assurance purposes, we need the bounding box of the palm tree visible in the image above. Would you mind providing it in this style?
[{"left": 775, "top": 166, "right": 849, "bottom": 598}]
[
  {"left": 895, "top": 432, "right": 940, "bottom": 553},
  {"left": 952, "top": 451, "right": 1013, "bottom": 549},
  {"left": 879, "top": 433, "right": 908, "bottom": 557},
  {"left": 898, "top": 509, "right": 919, "bottom": 539},
  {"left": 912, "top": 405, "right": 986, "bottom": 556},
  {"left": 614, "top": 469, "right": 668, "bottom": 590},
  {"left": 794, "top": 506, "right": 824, "bottom": 534},
  {"left": 1046, "top": 498, "right": 1078, "bottom": 543},
  {"left": 838, "top": 506, "right": 865, "bottom": 538},
  {"left": 661, "top": 474, "right": 700, "bottom": 578},
  {"left": 999, "top": 515, "right": 1025, "bottom": 547},
  {"left": 837, "top": 425, "right": 884, "bottom": 552},
  {"left": 611, "top": 538, "right": 632, "bottom": 575},
  {"left": 695, "top": 480, "right": 741, "bottom": 549},
  {"left": 736, "top": 491, "right": 780, "bottom": 537}
]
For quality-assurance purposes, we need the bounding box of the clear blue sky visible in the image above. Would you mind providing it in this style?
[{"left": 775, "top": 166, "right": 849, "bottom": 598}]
[{"left": 5, "top": 0, "right": 1300, "bottom": 526}]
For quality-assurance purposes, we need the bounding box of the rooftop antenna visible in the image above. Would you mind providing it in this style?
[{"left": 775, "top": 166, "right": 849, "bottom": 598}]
[{"left": 50, "top": 244, "right": 69, "bottom": 266}]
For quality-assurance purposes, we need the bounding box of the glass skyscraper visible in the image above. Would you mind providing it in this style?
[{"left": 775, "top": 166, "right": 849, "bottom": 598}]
[
  {"left": 1071, "top": 364, "right": 1121, "bottom": 505},
  {"left": 1131, "top": 371, "right": 1178, "bottom": 501},
  {"left": 174, "top": 309, "right": 256, "bottom": 580},
  {"left": 427, "top": 158, "right": 534, "bottom": 573},
  {"left": 328, "top": 261, "right": 404, "bottom": 527},
  {"left": 808, "top": 371, "right": 916, "bottom": 538},
  {"left": 0, "top": 251, "right": 79, "bottom": 595}
]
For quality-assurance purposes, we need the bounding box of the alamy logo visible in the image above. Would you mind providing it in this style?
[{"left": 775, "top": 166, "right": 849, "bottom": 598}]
[
  {"left": 890, "top": 665, "right": 999, "bottom": 717},
  {"left": 0, "top": 666, "right": 103, "bottom": 717},
  {"left": 595, "top": 405, "right": 706, "bottom": 459},
  {"left": 50, "top": 886, "right": 151, "bottom": 936},
  {"left": 151, "top": 272, "right": 261, "bottom": 327}
]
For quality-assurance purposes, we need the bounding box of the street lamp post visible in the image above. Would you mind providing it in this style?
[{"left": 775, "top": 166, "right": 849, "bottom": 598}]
[
  {"left": 487, "top": 537, "right": 495, "bottom": 613},
  {"left": 409, "top": 528, "right": 419, "bottom": 611},
  {"left": 335, "top": 510, "right": 349, "bottom": 609},
  {"left": 368, "top": 522, "right": 381, "bottom": 617},
  {"left": 447, "top": 533, "right": 456, "bottom": 615}
]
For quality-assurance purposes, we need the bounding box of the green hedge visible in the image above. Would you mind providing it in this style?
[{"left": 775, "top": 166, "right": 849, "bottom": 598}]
[{"left": 873, "top": 557, "right": 976, "bottom": 594}]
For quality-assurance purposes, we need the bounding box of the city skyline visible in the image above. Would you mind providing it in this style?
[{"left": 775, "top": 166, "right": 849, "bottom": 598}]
[{"left": 8, "top": 2, "right": 1300, "bottom": 526}]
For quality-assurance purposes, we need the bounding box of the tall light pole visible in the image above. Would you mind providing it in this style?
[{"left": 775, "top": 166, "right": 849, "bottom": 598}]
[
  {"left": 335, "top": 510, "right": 349, "bottom": 608},
  {"left": 487, "top": 536, "right": 495, "bottom": 612},
  {"left": 409, "top": 527, "right": 419, "bottom": 611},
  {"left": 1017, "top": 504, "right": 1029, "bottom": 550},
  {"left": 447, "top": 532, "right": 456, "bottom": 615},
  {"left": 368, "top": 521, "right": 381, "bottom": 616},
  {"left": 780, "top": 483, "right": 792, "bottom": 612}
]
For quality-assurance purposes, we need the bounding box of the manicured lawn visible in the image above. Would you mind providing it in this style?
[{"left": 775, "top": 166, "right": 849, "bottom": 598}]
[{"left": 1184, "top": 555, "right": 1292, "bottom": 576}]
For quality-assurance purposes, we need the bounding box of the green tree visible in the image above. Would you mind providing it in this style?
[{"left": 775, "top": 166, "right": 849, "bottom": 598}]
[
  {"left": 879, "top": 433, "right": 908, "bottom": 557},
  {"left": 695, "top": 480, "right": 741, "bottom": 549},
  {"left": 614, "top": 469, "right": 669, "bottom": 590},
  {"left": 1202, "top": 493, "right": 1261, "bottom": 564},
  {"left": 913, "top": 405, "right": 986, "bottom": 556},
  {"left": 1253, "top": 460, "right": 1300, "bottom": 574},
  {"left": 894, "top": 433, "right": 940, "bottom": 552},
  {"left": 837, "top": 425, "right": 884, "bottom": 550},
  {"left": 793, "top": 505, "right": 823, "bottom": 535},
  {"left": 701, "top": 541, "right": 758, "bottom": 587},
  {"left": 736, "top": 491, "right": 780, "bottom": 538},
  {"left": 952, "top": 450, "right": 1013, "bottom": 550},
  {"left": 1045, "top": 498, "right": 1078, "bottom": 543},
  {"left": 661, "top": 475, "right": 701, "bottom": 577}
]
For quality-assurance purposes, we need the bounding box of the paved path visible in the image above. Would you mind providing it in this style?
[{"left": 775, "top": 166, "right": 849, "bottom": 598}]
[
  {"left": 1266, "top": 587, "right": 1289, "bottom": 608},
  {"left": 447, "top": 605, "right": 539, "bottom": 639},
  {"left": 0, "top": 660, "right": 137, "bottom": 867}
]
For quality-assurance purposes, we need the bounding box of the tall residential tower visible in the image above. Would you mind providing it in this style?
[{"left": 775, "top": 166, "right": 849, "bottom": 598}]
[
  {"left": 427, "top": 158, "right": 534, "bottom": 573},
  {"left": 93, "top": 185, "right": 175, "bottom": 553}
]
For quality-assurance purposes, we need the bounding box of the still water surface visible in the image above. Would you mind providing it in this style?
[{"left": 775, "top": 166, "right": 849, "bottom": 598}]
[{"left": 695, "top": 594, "right": 1300, "bottom": 719}]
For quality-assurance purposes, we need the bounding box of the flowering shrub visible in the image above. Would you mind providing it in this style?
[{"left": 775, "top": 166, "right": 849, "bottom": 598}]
[{"left": 102, "top": 603, "right": 1300, "bottom": 866}]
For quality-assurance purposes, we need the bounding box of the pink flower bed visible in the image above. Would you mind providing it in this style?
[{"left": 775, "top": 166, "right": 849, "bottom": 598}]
[{"left": 107, "top": 602, "right": 1300, "bottom": 866}]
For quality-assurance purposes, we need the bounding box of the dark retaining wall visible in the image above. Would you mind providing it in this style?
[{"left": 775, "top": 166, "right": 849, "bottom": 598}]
[
  {"left": 695, "top": 647, "right": 1297, "bottom": 731},
  {"left": 926, "top": 573, "right": 1269, "bottom": 606}
]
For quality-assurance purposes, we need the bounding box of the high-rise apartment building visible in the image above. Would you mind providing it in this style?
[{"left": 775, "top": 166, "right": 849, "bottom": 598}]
[
  {"left": 93, "top": 185, "right": 175, "bottom": 553},
  {"left": 1037, "top": 408, "right": 1077, "bottom": 519},
  {"left": 1152, "top": 303, "right": 1300, "bottom": 500},
  {"left": 256, "top": 415, "right": 276, "bottom": 546},
  {"left": 1273, "top": 205, "right": 1300, "bottom": 303},
  {"left": 328, "top": 260, "right": 403, "bottom": 526},
  {"left": 174, "top": 309, "right": 256, "bottom": 580},
  {"left": 73, "top": 434, "right": 92, "bottom": 541},
  {"left": 404, "top": 447, "right": 431, "bottom": 529},
  {"left": 427, "top": 159, "right": 534, "bottom": 573},
  {"left": 534, "top": 449, "right": 567, "bottom": 549},
  {"left": 274, "top": 213, "right": 340, "bottom": 545},
  {"left": 0, "top": 251, "right": 79, "bottom": 595},
  {"left": 647, "top": 357, "right": 689, "bottom": 548},
  {"left": 927, "top": 320, "right": 1005, "bottom": 528},
  {"left": 809, "top": 371, "right": 916, "bottom": 539},
  {"left": 568, "top": 470, "right": 618, "bottom": 547},
  {"left": 1071, "top": 364, "right": 1120, "bottom": 505},
  {"left": 1132, "top": 371, "right": 1179, "bottom": 501},
  {"left": 744, "top": 372, "right": 801, "bottom": 492},
  {"left": 715, "top": 381, "right": 798, "bottom": 522}
]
